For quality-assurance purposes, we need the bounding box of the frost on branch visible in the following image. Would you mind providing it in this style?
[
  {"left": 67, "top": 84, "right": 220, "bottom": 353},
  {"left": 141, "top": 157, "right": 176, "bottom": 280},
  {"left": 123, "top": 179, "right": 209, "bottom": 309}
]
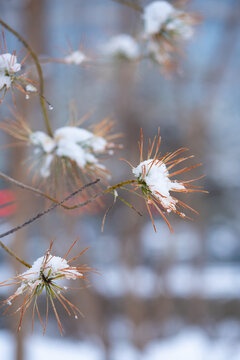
[{"left": 1, "top": 241, "right": 91, "bottom": 335}]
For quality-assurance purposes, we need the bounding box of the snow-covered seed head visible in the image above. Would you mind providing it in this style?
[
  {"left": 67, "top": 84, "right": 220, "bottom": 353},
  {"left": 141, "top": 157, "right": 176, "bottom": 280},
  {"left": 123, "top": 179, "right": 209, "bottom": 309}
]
[
  {"left": 28, "top": 121, "right": 116, "bottom": 181},
  {"left": 143, "top": 1, "right": 175, "bottom": 36},
  {"left": 142, "top": 1, "right": 199, "bottom": 71},
  {"left": 0, "top": 52, "right": 21, "bottom": 92},
  {"left": 133, "top": 159, "right": 186, "bottom": 213},
  {"left": 0, "top": 107, "right": 121, "bottom": 198},
  {"left": 143, "top": 1, "right": 195, "bottom": 39},
  {"left": 0, "top": 31, "right": 36, "bottom": 104},
  {"left": 101, "top": 34, "right": 140, "bottom": 61},
  {"left": 64, "top": 50, "right": 87, "bottom": 65},
  {"left": 129, "top": 129, "right": 207, "bottom": 232},
  {"left": 0, "top": 240, "right": 91, "bottom": 335}
]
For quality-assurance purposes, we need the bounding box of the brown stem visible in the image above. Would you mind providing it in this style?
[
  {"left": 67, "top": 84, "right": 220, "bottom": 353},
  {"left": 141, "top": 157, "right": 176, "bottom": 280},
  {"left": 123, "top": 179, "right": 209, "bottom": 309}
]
[
  {"left": 0, "top": 171, "right": 138, "bottom": 210},
  {"left": 0, "top": 179, "right": 99, "bottom": 267},
  {"left": 0, "top": 19, "right": 53, "bottom": 137},
  {"left": 111, "top": 0, "right": 142, "bottom": 12}
]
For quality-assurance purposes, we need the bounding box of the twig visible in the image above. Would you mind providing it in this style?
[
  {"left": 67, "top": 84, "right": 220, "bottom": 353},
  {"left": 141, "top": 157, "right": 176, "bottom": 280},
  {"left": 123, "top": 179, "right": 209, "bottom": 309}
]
[
  {"left": 0, "top": 241, "right": 31, "bottom": 268},
  {"left": 0, "top": 19, "right": 53, "bottom": 137},
  {"left": 0, "top": 179, "right": 99, "bottom": 267},
  {"left": 0, "top": 171, "right": 137, "bottom": 210},
  {"left": 111, "top": 0, "right": 143, "bottom": 12}
]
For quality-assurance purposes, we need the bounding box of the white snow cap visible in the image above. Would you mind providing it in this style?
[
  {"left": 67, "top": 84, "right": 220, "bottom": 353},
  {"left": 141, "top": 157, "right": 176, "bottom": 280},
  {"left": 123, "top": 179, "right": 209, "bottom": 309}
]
[
  {"left": 0, "top": 53, "right": 21, "bottom": 90},
  {"left": 0, "top": 53, "right": 21, "bottom": 73},
  {"left": 143, "top": 1, "right": 194, "bottom": 40},
  {"left": 0, "top": 75, "right": 11, "bottom": 90},
  {"left": 15, "top": 255, "right": 82, "bottom": 295},
  {"left": 30, "top": 126, "right": 108, "bottom": 178},
  {"left": 30, "top": 131, "right": 56, "bottom": 153},
  {"left": 26, "top": 84, "right": 37, "bottom": 92},
  {"left": 65, "top": 50, "right": 87, "bottom": 65},
  {"left": 133, "top": 159, "right": 185, "bottom": 212},
  {"left": 102, "top": 34, "right": 140, "bottom": 60},
  {"left": 143, "top": 1, "right": 175, "bottom": 35}
]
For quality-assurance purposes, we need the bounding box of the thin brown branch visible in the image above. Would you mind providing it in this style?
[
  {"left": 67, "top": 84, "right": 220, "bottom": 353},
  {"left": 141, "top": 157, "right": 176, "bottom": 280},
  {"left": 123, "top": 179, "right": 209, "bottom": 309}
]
[
  {"left": 0, "top": 180, "right": 99, "bottom": 267},
  {"left": 0, "top": 171, "right": 137, "bottom": 211},
  {"left": 111, "top": 0, "right": 143, "bottom": 12},
  {"left": 0, "top": 19, "right": 53, "bottom": 136}
]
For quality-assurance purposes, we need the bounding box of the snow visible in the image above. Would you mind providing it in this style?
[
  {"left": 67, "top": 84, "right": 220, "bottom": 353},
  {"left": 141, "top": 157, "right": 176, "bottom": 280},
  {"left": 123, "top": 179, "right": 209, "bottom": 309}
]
[
  {"left": 30, "top": 131, "right": 56, "bottom": 153},
  {"left": 26, "top": 336, "right": 105, "bottom": 360},
  {"left": 167, "top": 264, "right": 240, "bottom": 299},
  {"left": 56, "top": 138, "right": 97, "bottom": 167},
  {"left": 26, "top": 84, "right": 37, "bottom": 92},
  {"left": 64, "top": 50, "right": 87, "bottom": 65},
  {"left": 101, "top": 34, "right": 140, "bottom": 60},
  {"left": 54, "top": 127, "right": 107, "bottom": 153},
  {"left": 0, "top": 331, "right": 15, "bottom": 360},
  {"left": 110, "top": 342, "right": 140, "bottom": 360},
  {"left": 166, "top": 18, "right": 194, "bottom": 40},
  {"left": 23, "top": 255, "right": 82, "bottom": 280},
  {"left": 40, "top": 153, "right": 54, "bottom": 177},
  {"left": 0, "top": 53, "right": 21, "bottom": 90},
  {"left": 143, "top": 1, "right": 175, "bottom": 36},
  {"left": 0, "top": 53, "right": 21, "bottom": 73},
  {"left": 12, "top": 254, "right": 82, "bottom": 296},
  {"left": 29, "top": 126, "right": 108, "bottom": 177},
  {"left": 143, "top": 1, "right": 194, "bottom": 40},
  {"left": 0, "top": 74, "right": 11, "bottom": 89},
  {"left": 92, "top": 261, "right": 240, "bottom": 300},
  {"left": 132, "top": 159, "right": 185, "bottom": 213},
  {"left": 1, "top": 325, "right": 240, "bottom": 360},
  {"left": 144, "top": 328, "right": 240, "bottom": 360}
]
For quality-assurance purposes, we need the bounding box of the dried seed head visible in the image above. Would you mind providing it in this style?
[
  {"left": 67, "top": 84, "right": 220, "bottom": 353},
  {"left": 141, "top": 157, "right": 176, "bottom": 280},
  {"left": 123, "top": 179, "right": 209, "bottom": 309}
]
[
  {"left": 129, "top": 129, "right": 207, "bottom": 232},
  {"left": 0, "top": 240, "right": 93, "bottom": 335}
]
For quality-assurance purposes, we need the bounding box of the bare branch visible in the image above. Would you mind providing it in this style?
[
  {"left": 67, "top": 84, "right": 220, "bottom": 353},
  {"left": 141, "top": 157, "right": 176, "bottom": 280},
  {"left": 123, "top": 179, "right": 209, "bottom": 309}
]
[
  {"left": 0, "top": 19, "right": 53, "bottom": 136},
  {"left": 0, "top": 179, "right": 100, "bottom": 267},
  {"left": 111, "top": 0, "right": 143, "bottom": 12}
]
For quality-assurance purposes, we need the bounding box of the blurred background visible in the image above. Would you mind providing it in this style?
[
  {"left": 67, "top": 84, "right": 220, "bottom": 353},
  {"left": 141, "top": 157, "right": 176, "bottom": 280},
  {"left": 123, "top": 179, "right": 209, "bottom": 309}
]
[{"left": 0, "top": 0, "right": 240, "bottom": 359}]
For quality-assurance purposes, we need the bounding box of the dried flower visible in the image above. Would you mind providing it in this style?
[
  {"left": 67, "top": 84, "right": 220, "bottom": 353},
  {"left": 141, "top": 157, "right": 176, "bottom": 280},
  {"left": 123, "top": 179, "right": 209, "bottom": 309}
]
[
  {"left": 125, "top": 129, "right": 206, "bottom": 232},
  {"left": 0, "top": 30, "right": 37, "bottom": 104},
  {"left": 1, "top": 240, "right": 92, "bottom": 335},
  {"left": 101, "top": 34, "right": 140, "bottom": 61},
  {"left": 45, "top": 40, "right": 90, "bottom": 66},
  {"left": 0, "top": 106, "right": 121, "bottom": 197},
  {"left": 64, "top": 50, "right": 87, "bottom": 65},
  {"left": 142, "top": 1, "right": 199, "bottom": 69}
]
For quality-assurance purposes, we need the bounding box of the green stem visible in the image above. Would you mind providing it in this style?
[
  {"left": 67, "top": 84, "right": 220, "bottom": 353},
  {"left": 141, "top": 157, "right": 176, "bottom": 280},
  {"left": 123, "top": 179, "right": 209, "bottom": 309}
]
[
  {"left": 0, "top": 19, "right": 53, "bottom": 137},
  {"left": 0, "top": 241, "right": 31, "bottom": 268}
]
